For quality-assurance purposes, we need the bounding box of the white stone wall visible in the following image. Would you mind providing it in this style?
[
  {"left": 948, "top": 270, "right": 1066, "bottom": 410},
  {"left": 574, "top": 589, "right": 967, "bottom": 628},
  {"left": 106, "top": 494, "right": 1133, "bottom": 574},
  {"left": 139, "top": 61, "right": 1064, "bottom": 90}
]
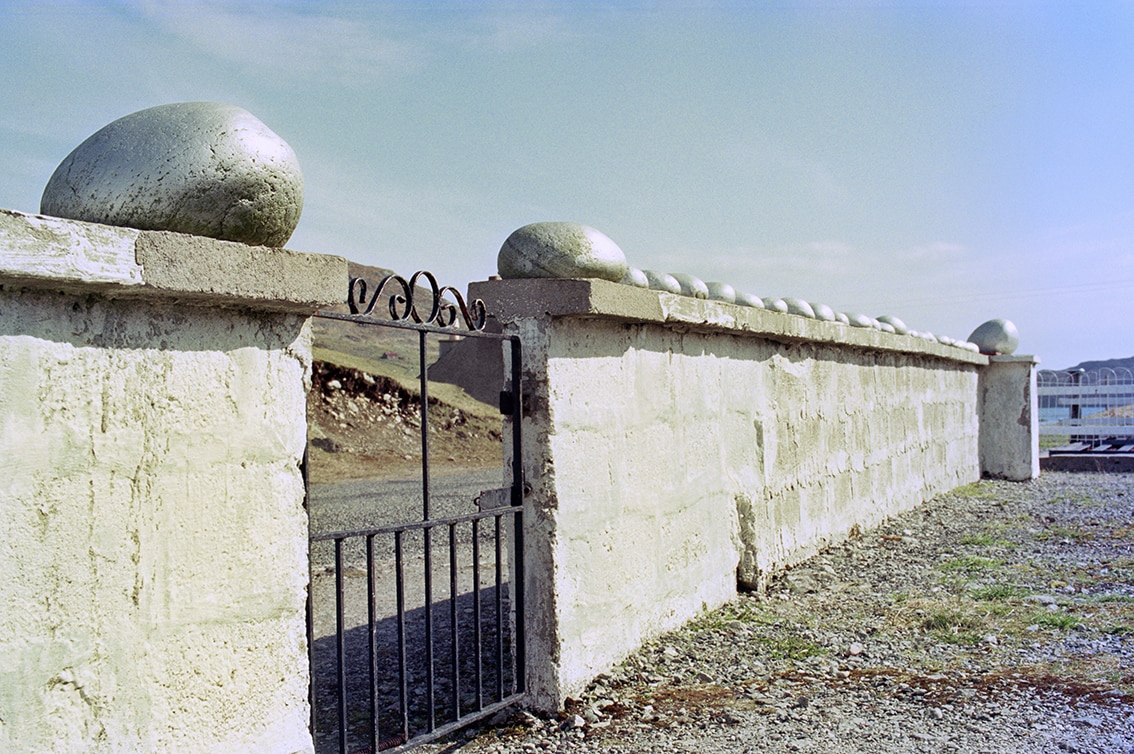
[
  {"left": 0, "top": 209, "right": 345, "bottom": 754},
  {"left": 472, "top": 278, "right": 985, "bottom": 709}
]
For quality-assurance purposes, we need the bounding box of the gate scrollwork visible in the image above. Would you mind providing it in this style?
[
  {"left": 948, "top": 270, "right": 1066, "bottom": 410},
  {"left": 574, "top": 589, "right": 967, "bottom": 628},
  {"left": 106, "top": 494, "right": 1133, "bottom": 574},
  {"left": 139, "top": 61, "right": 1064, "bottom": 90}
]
[{"left": 347, "top": 270, "right": 488, "bottom": 331}]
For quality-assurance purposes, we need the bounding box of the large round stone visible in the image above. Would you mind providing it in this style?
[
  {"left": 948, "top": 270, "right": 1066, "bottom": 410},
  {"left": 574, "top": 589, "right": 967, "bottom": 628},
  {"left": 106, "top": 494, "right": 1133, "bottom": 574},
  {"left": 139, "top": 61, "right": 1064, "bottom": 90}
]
[
  {"left": 876, "top": 315, "right": 909, "bottom": 335},
  {"left": 784, "top": 297, "right": 816, "bottom": 318},
  {"left": 40, "top": 102, "right": 304, "bottom": 247},
  {"left": 498, "top": 222, "right": 627, "bottom": 281},
  {"left": 967, "top": 319, "right": 1019, "bottom": 355}
]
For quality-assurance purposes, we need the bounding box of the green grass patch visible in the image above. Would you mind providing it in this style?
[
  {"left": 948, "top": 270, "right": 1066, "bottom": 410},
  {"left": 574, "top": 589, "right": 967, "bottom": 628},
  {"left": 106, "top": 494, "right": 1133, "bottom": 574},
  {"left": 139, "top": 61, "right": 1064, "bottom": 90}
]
[
  {"left": 970, "top": 584, "right": 1025, "bottom": 601},
  {"left": 939, "top": 556, "right": 1005, "bottom": 573},
  {"left": 1092, "top": 594, "right": 1134, "bottom": 604},
  {"left": 950, "top": 483, "right": 988, "bottom": 499},
  {"left": 1032, "top": 612, "right": 1081, "bottom": 630},
  {"left": 1040, "top": 434, "right": 1070, "bottom": 450},
  {"left": 1034, "top": 525, "right": 1093, "bottom": 542}
]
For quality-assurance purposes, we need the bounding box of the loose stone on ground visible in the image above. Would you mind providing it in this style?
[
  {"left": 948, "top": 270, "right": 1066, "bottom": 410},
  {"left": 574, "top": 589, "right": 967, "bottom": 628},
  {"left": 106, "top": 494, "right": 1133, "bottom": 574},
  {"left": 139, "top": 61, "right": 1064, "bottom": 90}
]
[{"left": 429, "top": 472, "right": 1134, "bottom": 754}]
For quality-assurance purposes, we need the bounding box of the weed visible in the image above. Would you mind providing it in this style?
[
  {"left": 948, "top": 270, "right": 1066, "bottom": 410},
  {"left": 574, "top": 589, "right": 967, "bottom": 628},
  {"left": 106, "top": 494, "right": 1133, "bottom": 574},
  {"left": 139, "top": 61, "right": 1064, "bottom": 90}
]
[
  {"left": 921, "top": 610, "right": 981, "bottom": 632},
  {"left": 950, "top": 483, "right": 987, "bottom": 499},
  {"left": 1032, "top": 612, "right": 1081, "bottom": 630},
  {"left": 1093, "top": 594, "right": 1134, "bottom": 604},
  {"left": 1034, "top": 525, "right": 1092, "bottom": 542},
  {"left": 751, "top": 635, "right": 827, "bottom": 660},
  {"left": 970, "top": 584, "right": 1023, "bottom": 601},
  {"left": 939, "top": 556, "right": 1004, "bottom": 573}
]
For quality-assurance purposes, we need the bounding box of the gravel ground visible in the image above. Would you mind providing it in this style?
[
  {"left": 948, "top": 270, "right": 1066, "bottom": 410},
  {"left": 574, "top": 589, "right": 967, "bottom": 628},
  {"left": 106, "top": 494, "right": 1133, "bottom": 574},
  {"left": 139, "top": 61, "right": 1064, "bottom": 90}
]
[{"left": 424, "top": 471, "right": 1134, "bottom": 754}]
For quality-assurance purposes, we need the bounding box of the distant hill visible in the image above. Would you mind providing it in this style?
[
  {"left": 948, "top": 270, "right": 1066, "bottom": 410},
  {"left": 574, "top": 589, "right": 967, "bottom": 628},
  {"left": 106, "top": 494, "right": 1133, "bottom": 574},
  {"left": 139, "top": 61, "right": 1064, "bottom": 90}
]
[{"left": 1062, "top": 356, "right": 1134, "bottom": 372}]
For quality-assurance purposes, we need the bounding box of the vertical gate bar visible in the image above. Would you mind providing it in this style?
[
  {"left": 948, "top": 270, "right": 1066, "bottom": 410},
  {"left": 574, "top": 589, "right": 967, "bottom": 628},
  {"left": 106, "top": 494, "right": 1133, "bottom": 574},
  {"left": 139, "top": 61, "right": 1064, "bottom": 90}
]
[
  {"left": 419, "top": 329, "right": 436, "bottom": 731},
  {"left": 494, "top": 514, "right": 504, "bottom": 701},
  {"left": 425, "top": 523, "right": 435, "bottom": 731},
  {"left": 335, "top": 538, "right": 347, "bottom": 754},
  {"left": 510, "top": 335, "right": 526, "bottom": 694},
  {"left": 395, "top": 531, "right": 409, "bottom": 742},
  {"left": 449, "top": 522, "right": 460, "bottom": 721},
  {"left": 472, "top": 518, "right": 483, "bottom": 710},
  {"left": 366, "top": 534, "right": 380, "bottom": 754}
]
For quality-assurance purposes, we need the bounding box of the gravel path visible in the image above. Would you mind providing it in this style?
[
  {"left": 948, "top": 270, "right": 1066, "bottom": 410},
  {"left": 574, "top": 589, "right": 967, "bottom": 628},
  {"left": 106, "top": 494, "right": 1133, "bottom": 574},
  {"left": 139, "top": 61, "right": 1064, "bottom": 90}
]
[{"left": 424, "top": 471, "right": 1134, "bottom": 754}]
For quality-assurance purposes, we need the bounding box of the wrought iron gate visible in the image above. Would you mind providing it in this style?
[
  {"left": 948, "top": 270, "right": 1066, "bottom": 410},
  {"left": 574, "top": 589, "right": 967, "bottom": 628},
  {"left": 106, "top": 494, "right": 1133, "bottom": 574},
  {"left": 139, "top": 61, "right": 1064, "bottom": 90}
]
[{"left": 306, "top": 271, "right": 525, "bottom": 753}]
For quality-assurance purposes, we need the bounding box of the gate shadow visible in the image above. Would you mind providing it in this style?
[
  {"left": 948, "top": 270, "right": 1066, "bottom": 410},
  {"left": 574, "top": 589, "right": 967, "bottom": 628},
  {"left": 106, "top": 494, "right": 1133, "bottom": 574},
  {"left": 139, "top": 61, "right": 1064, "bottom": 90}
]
[{"left": 310, "top": 584, "right": 516, "bottom": 753}]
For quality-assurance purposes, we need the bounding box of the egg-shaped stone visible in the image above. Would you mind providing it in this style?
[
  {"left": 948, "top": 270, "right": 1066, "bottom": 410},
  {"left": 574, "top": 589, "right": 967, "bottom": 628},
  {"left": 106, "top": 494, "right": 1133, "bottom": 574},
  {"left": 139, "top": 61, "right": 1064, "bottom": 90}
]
[
  {"left": 705, "top": 282, "right": 736, "bottom": 303},
  {"left": 878, "top": 321, "right": 896, "bottom": 334},
  {"left": 847, "top": 313, "right": 874, "bottom": 328},
  {"left": 834, "top": 311, "right": 850, "bottom": 325},
  {"left": 498, "top": 222, "right": 627, "bottom": 280},
  {"left": 671, "top": 273, "right": 709, "bottom": 299},
  {"left": 810, "top": 302, "right": 837, "bottom": 322},
  {"left": 621, "top": 267, "right": 650, "bottom": 288},
  {"left": 40, "top": 102, "right": 304, "bottom": 247},
  {"left": 644, "top": 269, "right": 682, "bottom": 294},
  {"left": 762, "top": 297, "right": 789, "bottom": 313},
  {"left": 735, "top": 291, "right": 765, "bottom": 308},
  {"left": 967, "top": 318, "right": 1020, "bottom": 355},
  {"left": 876, "top": 315, "right": 909, "bottom": 335},
  {"left": 784, "top": 297, "right": 816, "bottom": 318}
]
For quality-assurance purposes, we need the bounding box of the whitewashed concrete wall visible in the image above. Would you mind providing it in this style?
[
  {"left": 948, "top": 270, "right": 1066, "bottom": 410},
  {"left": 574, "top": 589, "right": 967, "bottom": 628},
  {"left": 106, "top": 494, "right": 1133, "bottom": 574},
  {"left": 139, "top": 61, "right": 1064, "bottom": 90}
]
[
  {"left": 979, "top": 354, "right": 1041, "bottom": 481},
  {"left": 0, "top": 209, "right": 345, "bottom": 753},
  {"left": 470, "top": 277, "right": 989, "bottom": 710}
]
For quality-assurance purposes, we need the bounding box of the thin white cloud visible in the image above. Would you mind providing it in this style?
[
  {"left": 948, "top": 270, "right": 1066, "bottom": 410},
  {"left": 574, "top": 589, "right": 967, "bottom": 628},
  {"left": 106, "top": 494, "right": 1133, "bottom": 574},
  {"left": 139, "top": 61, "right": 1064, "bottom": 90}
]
[{"left": 126, "top": 1, "right": 421, "bottom": 86}]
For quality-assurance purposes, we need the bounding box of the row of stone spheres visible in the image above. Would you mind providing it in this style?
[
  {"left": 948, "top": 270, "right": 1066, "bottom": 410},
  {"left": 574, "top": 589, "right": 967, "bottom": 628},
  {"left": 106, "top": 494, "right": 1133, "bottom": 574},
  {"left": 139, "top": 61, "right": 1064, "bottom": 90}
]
[
  {"left": 497, "top": 221, "right": 1020, "bottom": 356},
  {"left": 34, "top": 103, "right": 1019, "bottom": 356}
]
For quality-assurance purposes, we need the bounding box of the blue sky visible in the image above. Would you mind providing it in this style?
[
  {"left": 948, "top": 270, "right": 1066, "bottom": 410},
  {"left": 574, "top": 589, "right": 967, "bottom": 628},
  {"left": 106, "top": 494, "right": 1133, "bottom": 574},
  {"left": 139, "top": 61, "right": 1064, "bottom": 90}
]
[{"left": 2, "top": 1, "right": 1132, "bottom": 368}]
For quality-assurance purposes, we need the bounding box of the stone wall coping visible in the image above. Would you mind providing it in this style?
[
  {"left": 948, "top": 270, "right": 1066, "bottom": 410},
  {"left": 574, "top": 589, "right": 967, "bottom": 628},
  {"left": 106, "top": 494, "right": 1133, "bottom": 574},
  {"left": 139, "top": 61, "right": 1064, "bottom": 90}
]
[
  {"left": 989, "top": 354, "right": 1040, "bottom": 365},
  {"left": 469, "top": 277, "right": 990, "bottom": 366},
  {"left": 0, "top": 207, "right": 347, "bottom": 313}
]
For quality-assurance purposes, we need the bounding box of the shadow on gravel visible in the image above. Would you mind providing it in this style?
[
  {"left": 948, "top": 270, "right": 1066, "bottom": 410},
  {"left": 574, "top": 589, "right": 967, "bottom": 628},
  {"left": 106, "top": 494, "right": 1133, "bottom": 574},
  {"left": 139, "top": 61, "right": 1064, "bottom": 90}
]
[{"left": 310, "top": 586, "right": 516, "bottom": 754}]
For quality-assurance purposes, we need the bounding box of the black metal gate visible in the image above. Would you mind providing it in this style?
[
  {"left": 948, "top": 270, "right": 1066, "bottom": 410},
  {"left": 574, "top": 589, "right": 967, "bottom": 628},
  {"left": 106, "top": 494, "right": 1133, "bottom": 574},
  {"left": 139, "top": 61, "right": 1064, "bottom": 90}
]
[{"left": 306, "top": 271, "right": 525, "bottom": 753}]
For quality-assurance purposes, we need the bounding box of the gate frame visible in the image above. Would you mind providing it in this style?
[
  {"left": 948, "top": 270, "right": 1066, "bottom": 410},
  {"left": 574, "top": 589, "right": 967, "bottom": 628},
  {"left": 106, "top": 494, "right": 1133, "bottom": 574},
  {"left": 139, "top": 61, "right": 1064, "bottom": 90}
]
[{"left": 305, "top": 271, "right": 526, "bottom": 753}]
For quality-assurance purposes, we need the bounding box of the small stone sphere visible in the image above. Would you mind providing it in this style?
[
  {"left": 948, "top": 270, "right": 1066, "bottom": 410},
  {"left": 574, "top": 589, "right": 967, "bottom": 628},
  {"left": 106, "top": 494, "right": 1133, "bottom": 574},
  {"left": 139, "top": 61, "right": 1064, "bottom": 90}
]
[
  {"left": 878, "top": 321, "right": 896, "bottom": 334},
  {"left": 834, "top": 311, "right": 850, "bottom": 325},
  {"left": 734, "top": 291, "right": 765, "bottom": 308},
  {"left": 41, "top": 102, "right": 304, "bottom": 247},
  {"left": 847, "top": 313, "right": 875, "bottom": 328},
  {"left": 621, "top": 267, "right": 650, "bottom": 288},
  {"left": 498, "top": 222, "right": 627, "bottom": 281},
  {"left": 671, "top": 273, "right": 709, "bottom": 299},
  {"left": 784, "top": 297, "right": 816, "bottom": 318},
  {"left": 967, "top": 318, "right": 1020, "bottom": 355},
  {"left": 810, "top": 302, "right": 837, "bottom": 322},
  {"left": 762, "top": 297, "right": 789, "bottom": 313},
  {"left": 706, "top": 282, "right": 736, "bottom": 303},
  {"left": 644, "top": 269, "right": 682, "bottom": 294},
  {"left": 876, "top": 315, "right": 909, "bottom": 335}
]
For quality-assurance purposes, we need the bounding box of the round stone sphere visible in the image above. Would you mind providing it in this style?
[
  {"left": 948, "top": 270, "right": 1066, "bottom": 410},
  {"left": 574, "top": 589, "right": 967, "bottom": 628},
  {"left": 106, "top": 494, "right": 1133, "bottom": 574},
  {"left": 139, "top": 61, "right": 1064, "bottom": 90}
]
[
  {"left": 671, "top": 273, "right": 709, "bottom": 299},
  {"left": 967, "top": 319, "right": 1019, "bottom": 355},
  {"left": 876, "top": 315, "right": 909, "bottom": 335},
  {"left": 41, "top": 102, "right": 304, "bottom": 247},
  {"left": 810, "top": 302, "right": 837, "bottom": 322},
  {"left": 762, "top": 297, "right": 789, "bottom": 313},
  {"left": 705, "top": 281, "right": 736, "bottom": 303},
  {"left": 734, "top": 291, "right": 765, "bottom": 308},
  {"left": 643, "top": 270, "right": 682, "bottom": 294},
  {"left": 784, "top": 297, "right": 816, "bottom": 318},
  {"left": 498, "top": 222, "right": 627, "bottom": 281},
  {"left": 621, "top": 267, "right": 650, "bottom": 288}
]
